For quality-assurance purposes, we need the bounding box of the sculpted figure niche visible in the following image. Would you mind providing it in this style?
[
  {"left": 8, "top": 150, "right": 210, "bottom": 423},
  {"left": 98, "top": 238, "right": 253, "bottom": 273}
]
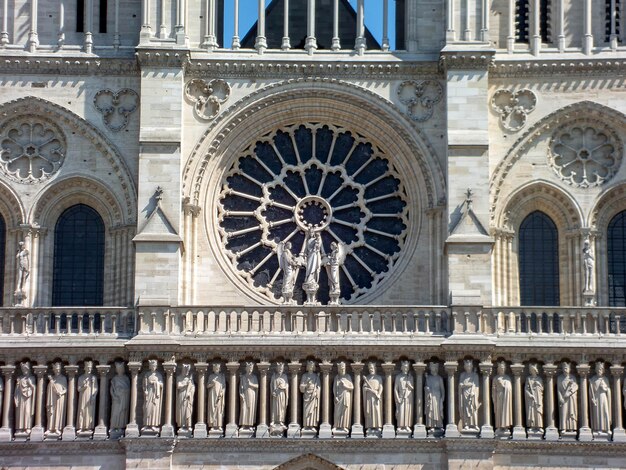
[
  {"left": 110, "top": 361, "right": 130, "bottom": 433},
  {"left": 557, "top": 362, "right": 578, "bottom": 434},
  {"left": 300, "top": 360, "right": 321, "bottom": 431},
  {"left": 14, "top": 361, "right": 36, "bottom": 437},
  {"left": 207, "top": 362, "right": 226, "bottom": 432},
  {"left": 492, "top": 361, "right": 513, "bottom": 436},
  {"left": 176, "top": 363, "right": 195, "bottom": 433},
  {"left": 332, "top": 361, "right": 353, "bottom": 435},
  {"left": 424, "top": 362, "right": 445, "bottom": 434},
  {"left": 458, "top": 360, "right": 480, "bottom": 432},
  {"left": 363, "top": 362, "right": 383, "bottom": 436},
  {"left": 303, "top": 230, "right": 323, "bottom": 305},
  {"left": 277, "top": 241, "right": 302, "bottom": 305},
  {"left": 589, "top": 361, "right": 612, "bottom": 434},
  {"left": 142, "top": 359, "right": 164, "bottom": 434},
  {"left": 525, "top": 363, "right": 544, "bottom": 432},
  {"left": 394, "top": 361, "right": 414, "bottom": 432},
  {"left": 77, "top": 361, "right": 98, "bottom": 436},
  {"left": 324, "top": 242, "right": 346, "bottom": 306},
  {"left": 270, "top": 362, "right": 289, "bottom": 435},
  {"left": 239, "top": 362, "right": 259, "bottom": 433},
  {"left": 45, "top": 362, "right": 67, "bottom": 438}
]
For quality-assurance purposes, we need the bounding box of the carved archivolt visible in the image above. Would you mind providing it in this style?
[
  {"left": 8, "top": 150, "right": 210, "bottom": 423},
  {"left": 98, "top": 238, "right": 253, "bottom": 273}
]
[
  {"left": 490, "top": 89, "right": 537, "bottom": 132},
  {"left": 396, "top": 80, "right": 443, "bottom": 122},
  {"left": 93, "top": 88, "right": 139, "bottom": 132},
  {"left": 185, "top": 78, "right": 231, "bottom": 121},
  {"left": 0, "top": 116, "right": 66, "bottom": 183},
  {"left": 547, "top": 122, "right": 622, "bottom": 188}
]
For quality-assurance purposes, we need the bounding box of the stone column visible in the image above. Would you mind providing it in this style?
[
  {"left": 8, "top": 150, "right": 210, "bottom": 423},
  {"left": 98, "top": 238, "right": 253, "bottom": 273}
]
[
  {"left": 256, "top": 362, "right": 270, "bottom": 438},
  {"left": 610, "top": 365, "right": 626, "bottom": 442},
  {"left": 350, "top": 362, "right": 364, "bottom": 438},
  {"left": 1, "top": 0, "right": 9, "bottom": 46},
  {"left": 577, "top": 363, "right": 593, "bottom": 441},
  {"left": 355, "top": 0, "right": 366, "bottom": 55},
  {"left": 27, "top": 0, "right": 39, "bottom": 52},
  {"left": 479, "top": 361, "right": 494, "bottom": 438},
  {"left": 530, "top": 0, "right": 541, "bottom": 55},
  {"left": 304, "top": 0, "right": 317, "bottom": 55},
  {"left": 582, "top": 0, "right": 593, "bottom": 55},
  {"left": 225, "top": 361, "right": 239, "bottom": 438},
  {"left": 331, "top": 0, "right": 340, "bottom": 50},
  {"left": 288, "top": 362, "right": 301, "bottom": 438},
  {"left": 556, "top": 0, "right": 565, "bottom": 52},
  {"left": 94, "top": 365, "right": 110, "bottom": 440},
  {"left": 161, "top": 360, "right": 176, "bottom": 437},
  {"left": 31, "top": 365, "right": 47, "bottom": 441},
  {"left": 84, "top": 0, "right": 93, "bottom": 53},
  {"left": 0, "top": 366, "right": 14, "bottom": 441},
  {"left": 62, "top": 365, "right": 78, "bottom": 440},
  {"left": 382, "top": 362, "right": 395, "bottom": 438},
  {"left": 543, "top": 363, "right": 559, "bottom": 441},
  {"left": 511, "top": 363, "right": 526, "bottom": 440},
  {"left": 194, "top": 363, "right": 208, "bottom": 438},
  {"left": 444, "top": 361, "right": 460, "bottom": 437},
  {"left": 413, "top": 361, "right": 426, "bottom": 438},
  {"left": 319, "top": 362, "right": 332, "bottom": 438},
  {"left": 254, "top": 0, "right": 267, "bottom": 53},
  {"left": 125, "top": 362, "right": 142, "bottom": 438}
]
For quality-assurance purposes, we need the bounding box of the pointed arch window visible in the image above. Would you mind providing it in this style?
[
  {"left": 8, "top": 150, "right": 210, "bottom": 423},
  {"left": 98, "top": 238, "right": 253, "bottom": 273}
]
[
  {"left": 519, "top": 211, "right": 560, "bottom": 306},
  {"left": 0, "top": 214, "right": 5, "bottom": 306},
  {"left": 52, "top": 204, "right": 105, "bottom": 306},
  {"left": 608, "top": 211, "right": 626, "bottom": 306}
]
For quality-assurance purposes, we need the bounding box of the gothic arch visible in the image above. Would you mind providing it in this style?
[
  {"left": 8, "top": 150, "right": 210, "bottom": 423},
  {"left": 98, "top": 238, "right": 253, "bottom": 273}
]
[
  {"left": 590, "top": 184, "right": 626, "bottom": 231},
  {"left": 0, "top": 179, "right": 25, "bottom": 228}
]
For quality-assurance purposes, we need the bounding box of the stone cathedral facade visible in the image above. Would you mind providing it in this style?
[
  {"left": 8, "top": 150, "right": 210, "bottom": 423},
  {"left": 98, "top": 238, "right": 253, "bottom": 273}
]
[{"left": 0, "top": 0, "right": 626, "bottom": 468}]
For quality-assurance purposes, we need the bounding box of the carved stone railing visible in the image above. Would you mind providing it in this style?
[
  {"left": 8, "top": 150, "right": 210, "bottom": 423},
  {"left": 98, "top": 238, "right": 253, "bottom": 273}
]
[
  {"left": 0, "top": 307, "right": 135, "bottom": 338},
  {"left": 136, "top": 306, "right": 451, "bottom": 336}
]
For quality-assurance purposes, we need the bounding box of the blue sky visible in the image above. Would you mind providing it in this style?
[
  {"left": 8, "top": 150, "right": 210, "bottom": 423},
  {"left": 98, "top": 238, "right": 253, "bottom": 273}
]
[{"left": 221, "top": 0, "right": 398, "bottom": 50}]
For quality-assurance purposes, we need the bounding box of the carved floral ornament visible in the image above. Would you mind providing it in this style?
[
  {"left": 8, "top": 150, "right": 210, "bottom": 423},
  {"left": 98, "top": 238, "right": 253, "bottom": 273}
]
[
  {"left": 0, "top": 116, "right": 66, "bottom": 183},
  {"left": 93, "top": 88, "right": 139, "bottom": 132},
  {"left": 185, "top": 78, "right": 231, "bottom": 121},
  {"left": 490, "top": 89, "right": 537, "bottom": 132},
  {"left": 396, "top": 80, "right": 443, "bottom": 122},
  {"left": 548, "top": 122, "right": 623, "bottom": 188}
]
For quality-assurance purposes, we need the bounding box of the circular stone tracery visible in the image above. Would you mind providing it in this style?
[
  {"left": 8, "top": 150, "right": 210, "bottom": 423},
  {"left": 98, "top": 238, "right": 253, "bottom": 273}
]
[{"left": 217, "top": 123, "right": 409, "bottom": 304}]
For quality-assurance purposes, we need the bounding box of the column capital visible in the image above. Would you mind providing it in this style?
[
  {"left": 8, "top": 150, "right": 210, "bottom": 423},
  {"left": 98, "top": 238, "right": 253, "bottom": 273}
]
[
  {"left": 381, "top": 362, "right": 395, "bottom": 374},
  {"left": 64, "top": 365, "right": 79, "bottom": 376},
  {"left": 32, "top": 365, "right": 48, "bottom": 377},
  {"left": 543, "top": 364, "right": 558, "bottom": 377},
  {"left": 350, "top": 362, "right": 364, "bottom": 373},
  {"left": 226, "top": 361, "right": 240, "bottom": 372},
  {"left": 479, "top": 362, "right": 493, "bottom": 376},
  {"left": 195, "top": 362, "right": 208, "bottom": 373},
  {"left": 510, "top": 363, "right": 525, "bottom": 376},
  {"left": 319, "top": 362, "right": 333, "bottom": 374},
  {"left": 0, "top": 365, "right": 15, "bottom": 377},
  {"left": 257, "top": 362, "right": 270, "bottom": 374},
  {"left": 577, "top": 363, "right": 591, "bottom": 377},
  {"left": 96, "top": 364, "right": 111, "bottom": 377},
  {"left": 444, "top": 361, "right": 458, "bottom": 373},
  {"left": 128, "top": 362, "right": 142, "bottom": 374},
  {"left": 412, "top": 362, "right": 427, "bottom": 374},
  {"left": 288, "top": 362, "right": 301, "bottom": 373},
  {"left": 610, "top": 365, "right": 624, "bottom": 377},
  {"left": 163, "top": 362, "right": 177, "bottom": 375}
]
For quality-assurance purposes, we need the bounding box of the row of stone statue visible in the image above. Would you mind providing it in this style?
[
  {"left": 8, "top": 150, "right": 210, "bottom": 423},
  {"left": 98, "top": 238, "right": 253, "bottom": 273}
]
[{"left": 1, "top": 358, "right": 625, "bottom": 441}]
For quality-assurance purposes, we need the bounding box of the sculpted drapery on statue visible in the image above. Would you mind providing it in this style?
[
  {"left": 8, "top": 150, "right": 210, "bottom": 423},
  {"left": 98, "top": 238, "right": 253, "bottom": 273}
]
[
  {"left": 277, "top": 241, "right": 302, "bottom": 305},
  {"left": 525, "top": 363, "right": 544, "bottom": 429},
  {"left": 363, "top": 362, "right": 383, "bottom": 434},
  {"left": 332, "top": 361, "right": 353, "bottom": 432},
  {"left": 323, "top": 242, "right": 346, "bottom": 306},
  {"left": 300, "top": 360, "right": 320, "bottom": 430},
  {"left": 557, "top": 362, "right": 578, "bottom": 432},
  {"left": 45, "top": 362, "right": 67, "bottom": 436},
  {"left": 142, "top": 359, "right": 164, "bottom": 432},
  {"left": 303, "top": 230, "right": 323, "bottom": 305},
  {"left": 458, "top": 360, "right": 480, "bottom": 430},
  {"left": 14, "top": 361, "right": 36, "bottom": 435},
  {"left": 492, "top": 361, "right": 513, "bottom": 431},
  {"left": 207, "top": 362, "right": 226, "bottom": 430},
  {"left": 109, "top": 361, "right": 130, "bottom": 431},
  {"left": 424, "top": 362, "right": 445, "bottom": 430},
  {"left": 176, "top": 363, "right": 195, "bottom": 431},
  {"left": 394, "top": 361, "right": 414, "bottom": 431},
  {"left": 270, "top": 362, "right": 289, "bottom": 433},
  {"left": 77, "top": 361, "right": 98, "bottom": 434},
  {"left": 589, "top": 361, "right": 612, "bottom": 433},
  {"left": 239, "top": 362, "right": 258, "bottom": 429}
]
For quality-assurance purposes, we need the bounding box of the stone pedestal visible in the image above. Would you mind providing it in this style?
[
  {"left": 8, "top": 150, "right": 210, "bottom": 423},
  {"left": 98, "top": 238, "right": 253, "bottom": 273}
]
[
  {"left": 382, "top": 424, "right": 395, "bottom": 439},
  {"left": 544, "top": 426, "right": 559, "bottom": 441},
  {"left": 527, "top": 428, "right": 543, "bottom": 440},
  {"left": 30, "top": 427, "right": 44, "bottom": 441},
  {"left": 512, "top": 426, "right": 526, "bottom": 440},
  {"left": 0, "top": 428, "right": 12, "bottom": 442},
  {"left": 256, "top": 423, "right": 269, "bottom": 438},
  {"left": 461, "top": 428, "right": 480, "bottom": 438},
  {"left": 160, "top": 424, "right": 175, "bottom": 438},
  {"left": 225, "top": 423, "right": 238, "bottom": 438},
  {"left": 613, "top": 428, "right": 626, "bottom": 442},
  {"left": 318, "top": 423, "right": 332, "bottom": 439},
  {"left": 560, "top": 430, "right": 577, "bottom": 441},
  {"left": 412, "top": 424, "right": 427, "bottom": 439},
  {"left": 193, "top": 423, "right": 207, "bottom": 439},
  {"left": 578, "top": 427, "right": 593, "bottom": 441},
  {"left": 301, "top": 428, "right": 317, "bottom": 439},
  {"left": 208, "top": 428, "right": 223, "bottom": 438},
  {"left": 495, "top": 428, "right": 511, "bottom": 439},
  {"left": 238, "top": 427, "right": 255, "bottom": 438},
  {"left": 287, "top": 423, "right": 301, "bottom": 438},
  {"left": 93, "top": 425, "right": 108, "bottom": 440},
  {"left": 480, "top": 424, "right": 495, "bottom": 439},
  {"left": 445, "top": 424, "right": 460, "bottom": 438},
  {"left": 177, "top": 428, "right": 192, "bottom": 438},
  {"left": 332, "top": 428, "right": 349, "bottom": 438},
  {"left": 125, "top": 423, "right": 140, "bottom": 438},
  {"left": 62, "top": 425, "right": 76, "bottom": 441},
  {"left": 396, "top": 427, "right": 412, "bottom": 438},
  {"left": 109, "top": 429, "right": 124, "bottom": 440},
  {"left": 350, "top": 423, "right": 364, "bottom": 438}
]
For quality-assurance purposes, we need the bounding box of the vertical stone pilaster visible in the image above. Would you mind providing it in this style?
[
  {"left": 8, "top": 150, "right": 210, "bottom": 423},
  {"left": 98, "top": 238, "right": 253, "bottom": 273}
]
[
  {"left": 382, "top": 362, "right": 395, "bottom": 438},
  {"left": 125, "top": 362, "right": 142, "bottom": 438},
  {"left": 543, "top": 363, "right": 559, "bottom": 441},
  {"left": 511, "top": 363, "right": 526, "bottom": 440},
  {"left": 610, "top": 365, "right": 626, "bottom": 442},
  {"left": 94, "top": 365, "right": 111, "bottom": 440},
  {"left": 413, "top": 361, "right": 427, "bottom": 438},
  {"left": 62, "top": 365, "right": 78, "bottom": 440},
  {"left": 161, "top": 360, "right": 176, "bottom": 437},
  {"left": 350, "top": 362, "right": 364, "bottom": 438},
  {"left": 225, "top": 362, "right": 239, "bottom": 438},
  {"left": 288, "top": 362, "right": 301, "bottom": 438},
  {"left": 319, "top": 362, "right": 332, "bottom": 438},
  {"left": 0, "top": 366, "right": 14, "bottom": 441},
  {"left": 479, "top": 362, "right": 494, "bottom": 438},
  {"left": 194, "top": 363, "right": 208, "bottom": 438},
  {"left": 577, "top": 364, "right": 593, "bottom": 441},
  {"left": 30, "top": 365, "right": 47, "bottom": 441},
  {"left": 256, "top": 362, "right": 270, "bottom": 438},
  {"left": 444, "top": 361, "right": 460, "bottom": 437}
]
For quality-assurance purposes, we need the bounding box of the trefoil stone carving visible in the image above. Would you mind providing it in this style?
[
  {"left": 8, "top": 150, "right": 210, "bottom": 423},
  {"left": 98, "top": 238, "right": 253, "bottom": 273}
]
[
  {"left": 490, "top": 89, "right": 537, "bottom": 132},
  {"left": 184, "top": 78, "right": 230, "bottom": 121},
  {"left": 397, "top": 80, "right": 443, "bottom": 122},
  {"left": 93, "top": 88, "right": 139, "bottom": 132}
]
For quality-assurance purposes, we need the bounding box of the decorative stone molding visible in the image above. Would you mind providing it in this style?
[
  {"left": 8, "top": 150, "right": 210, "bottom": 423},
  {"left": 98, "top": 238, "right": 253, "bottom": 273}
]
[
  {"left": 135, "top": 50, "right": 190, "bottom": 69},
  {"left": 93, "top": 89, "right": 139, "bottom": 132},
  {"left": 0, "top": 116, "right": 66, "bottom": 183},
  {"left": 397, "top": 80, "right": 443, "bottom": 122},
  {"left": 490, "top": 58, "right": 626, "bottom": 78},
  {"left": 0, "top": 180, "right": 25, "bottom": 226},
  {"left": 490, "top": 89, "right": 537, "bottom": 132},
  {"left": 184, "top": 79, "right": 230, "bottom": 121},
  {"left": 0, "top": 56, "right": 138, "bottom": 76},
  {"left": 439, "top": 50, "right": 495, "bottom": 71}
]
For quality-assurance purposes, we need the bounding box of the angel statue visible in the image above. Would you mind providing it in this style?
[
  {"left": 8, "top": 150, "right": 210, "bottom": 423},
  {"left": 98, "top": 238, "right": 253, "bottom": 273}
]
[
  {"left": 323, "top": 241, "right": 346, "bottom": 305},
  {"left": 277, "top": 241, "right": 302, "bottom": 305}
]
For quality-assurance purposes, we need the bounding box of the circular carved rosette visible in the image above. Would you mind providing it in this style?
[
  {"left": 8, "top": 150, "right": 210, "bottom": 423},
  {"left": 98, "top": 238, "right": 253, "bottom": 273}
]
[{"left": 217, "top": 123, "right": 409, "bottom": 305}]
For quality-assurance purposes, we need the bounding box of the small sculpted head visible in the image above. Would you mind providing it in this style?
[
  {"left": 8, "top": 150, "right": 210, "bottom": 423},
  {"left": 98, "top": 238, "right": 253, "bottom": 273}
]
[
  {"left": 148, "top": 359, "right": 158, "bottom": 372},
  {"left": 429, "top": 362, "right": 439, "bottom": 375},
  {"left": 337, "top": 361, "right": 346, "bottom": 375},
  {"left": 245, "top": 361, "right": 254, "bottom": 374},
  {"left": 596, "top": 361, "right": 605, "bottom": 376},
  {"left": 400, "top": 360, "right": 410, "bottom": 374},
  {"left": 53, "top": 362, "right": 62, "bottom": 375},
  {"left": 562, "top": 362, "right": 571, "bottom": 375},
  {"left": 306, "top": 360, "right": 316, "bottom": 373},
  {"left": 275, "top": 361, "right": 284, "bottom": 375},
  {"left": 497, "top": 361, "right": 506, "bottom": 376},
  {"left": 212, "top": 362, "right": 222, "bottom": 374},
  {"left": 84, "top": 360, "right": 93, "bottom": 374},
  {"left": 182, "top": 362, "right": 191, "bottom": 376},
  {"left": 464, "top": 359, "right": 473, "bottom": 373},
  {"left": 529, "top": 363, "right": 539, "bottom": 377},
  {"left": 367, "top": 361, "right": 377, "bottom": 375},
  {"left": 20, "top": 361, "right": 31, "bottom": 375},
  {"left": 115, "top": 361, "right": 125, "bottom": 375}
]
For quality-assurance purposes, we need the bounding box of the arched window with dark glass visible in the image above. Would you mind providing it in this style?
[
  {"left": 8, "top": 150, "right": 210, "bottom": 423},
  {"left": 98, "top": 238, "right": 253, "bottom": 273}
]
[
  {"left": 516, "top": 0, "right": 551, "bottom": 44},
  {"left": 519, "top": 211, "right": 560, "bottom": 306},
  {"left": 608, "top": 211, "right": 626, "bottom": 306},
  {"left": 0, "top": 214, "right": 5, "bottom": 306},
  {"left": 52, "top": 204, "right": 105, "bottom": 306}
]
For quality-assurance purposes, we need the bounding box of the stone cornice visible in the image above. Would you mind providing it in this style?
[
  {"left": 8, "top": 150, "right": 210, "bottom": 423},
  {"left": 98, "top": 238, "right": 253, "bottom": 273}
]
[
  {"left": 135, "top": 49, "right": 190, "bottom": 69},
  {"left": 490, "top": 57, "right": 626, "bottom": 78},
  {"left": 0, "top": 56, "right": 138, "bottom": 76},
  {"left": 439, "top": 47, "right": 496, "bottom": 71}
]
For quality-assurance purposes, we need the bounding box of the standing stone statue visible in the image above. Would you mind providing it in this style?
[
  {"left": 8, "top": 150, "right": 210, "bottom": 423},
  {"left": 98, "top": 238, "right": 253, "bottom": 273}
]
[
  {"left": 589, "top": 361, "right": 611, "bottom": 433},
  {"left": 14, "top": 361, "right": 36, "bottom": 435},
  {"left": 324, "top": 242, "right": 345, "bottom": 306},
  {"left": 363, "top": 361, "right": 383, "bottom": 435},
  {"left": 176, "top": 363, "right": 195, "bottom": 432},
  {"left": 332, "top": 361, "right": 353, "bottom": 433},
  {"left": 303, "top": 230, "right": 322, "bottom": 304},
  {"left": 277, "top": 241, "right": 301, "bottom": 305},
  {"left": 142, "top": 359, "right": 164, "bottom": 432},
  {"left": 109, "top": 361, "right": 130, "bottom": 432},
  {"left": 270, "top": 361, "right": 289, "bottom": 434},
  {"left": 424, "top": 362, "right": 445, "bottom": 431},
  {"left": 394, "top": 360, "right": 414, "bottom": 432},
  {"left": 492, "top": 361, "right": 513, "bottom": 432},
  {"left": 557, "top": 362, "right": 578, "bottom": 433},
  {"left": 207, "top": 362, "right": 226, "bottom": 431},
  {"left": 458, "top": 359, "right": 480, "bottom": 430},
  {"left": 15, "top": 241, "right": 29, "bottom": 292},
  {"left": 45, "top": 362, "right": 67, "bottom": 437},
  {"left": 300, "top": 360, "right": 320, "bottom": 430},
  {"left": 77, "top": 361, "right": 98, "bottom": 434},
  {"left": 583, "top": 238, "right": 594, "bottom": 292},
  {"left": 239, "top": 362, "right": 258, "bottom": 430},
  {"left": 525, "top": 363, "right": 544, "bottom": 429}
]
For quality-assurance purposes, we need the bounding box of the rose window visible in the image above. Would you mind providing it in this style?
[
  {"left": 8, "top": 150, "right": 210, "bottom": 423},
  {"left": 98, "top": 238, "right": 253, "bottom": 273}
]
[
  {"left": 548, "top": 124, "right": 622, "bottom": 188},
  {"left": 217, "top": 123, "right": 409, "bottom": 304},
  {"left": 0, "top": 118, "right": 65, "bottom": 183}
]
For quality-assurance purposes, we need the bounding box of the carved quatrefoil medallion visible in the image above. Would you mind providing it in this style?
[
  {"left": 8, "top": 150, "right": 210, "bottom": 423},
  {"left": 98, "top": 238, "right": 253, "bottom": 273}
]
[
  {"left": 93, "top": 88, "right": 139, "bottom": 132},
  {"left": 397, "top": 80, "right": 443, "bottom": 122},
  {"left": 185, "top": 78, "right": 231, "bottom": 121},
  {"left": 0, "top": 117, "right": 66, "bottom": 183},
  {"left": 548, "top": 123, "right": 623, "bottom": 188},
  {"left": 491, "top": 89, "right": 537, "bottom": 132}
]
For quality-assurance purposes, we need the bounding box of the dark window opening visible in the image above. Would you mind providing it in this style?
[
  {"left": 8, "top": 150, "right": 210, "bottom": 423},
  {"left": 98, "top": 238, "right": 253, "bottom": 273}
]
[
  {"left": 76, "top": 0, "right": 85, "bottom": 32},
  {"left": 52, "top": 204, "right": 105, "bottom": 307},
  {"left": 540, "top": 0, "right": 550, "bottom": 43},
  {"left": 519, "top": 211, "right": 560, "bottom": 306},
  {"left": 516, "top": 0, "right": 530, "bottom": 43},
  {"left": 516, "top": 0, "right": 550, "bottom": 43},
  {"left": 0, "top": 215, "right": 5, "bottom": 306},
  {"left": 606, "top": 0, "right": 622, "bottom": 43},
  {"left": 609, "top": 211, "right": 626, "bottom": 307},
  {"left": 99, "top": 0, "right": 108, "bottom": 33}
]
